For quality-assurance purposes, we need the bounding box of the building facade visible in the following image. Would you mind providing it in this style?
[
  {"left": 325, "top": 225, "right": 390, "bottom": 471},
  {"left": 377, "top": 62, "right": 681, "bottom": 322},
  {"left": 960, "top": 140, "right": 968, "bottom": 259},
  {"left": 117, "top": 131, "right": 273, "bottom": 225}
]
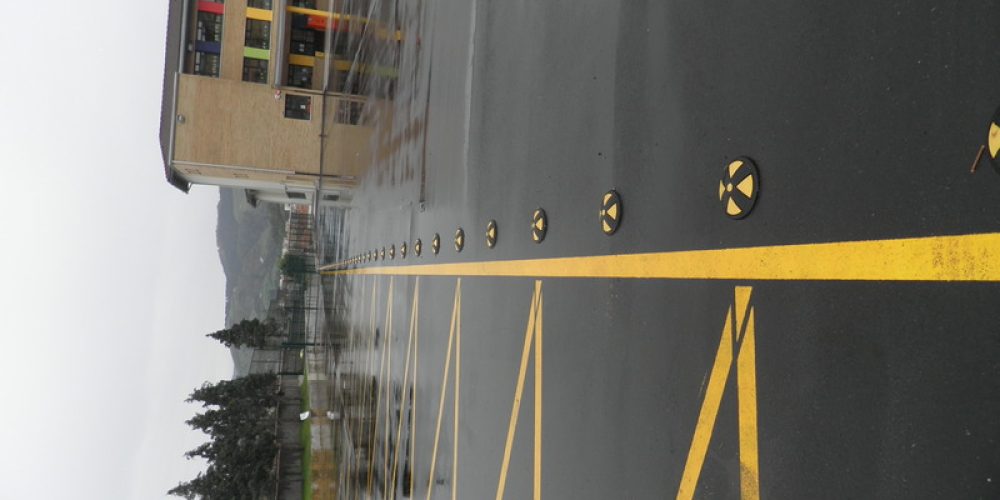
[{"left": 159, "top": 0, "right": 388, "bottom": 207}]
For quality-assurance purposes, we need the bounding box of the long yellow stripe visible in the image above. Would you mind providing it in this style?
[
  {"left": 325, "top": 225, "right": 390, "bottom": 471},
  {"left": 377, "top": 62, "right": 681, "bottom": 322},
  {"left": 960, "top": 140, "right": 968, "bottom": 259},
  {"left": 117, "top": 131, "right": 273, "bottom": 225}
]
[
  {"left": 495, "top": 282, "right": 541, "bottom": 500},
  {"left": 391, "top": 278, "right": 419, "bottom": 500},
  {"left": 738, "top": 307, "right": 760, "bottom": 500},
  {"left": 369, "top": 278, "right": 392, "bottom": 495},
  {"left": 452, "top": 288, "right": 461, "bottom": 500},
  {"left": 382, "top": 278, "right": 394, "bottom": 496},
  {"left": 322, "top": 233, "right": 1000, "bottom": 281},
  {"left": 426, "top": 279, "right": 460, "bottom": 500},
  {"left": 676, "top": 306, "right": 734, "bottom": 500},
  {"left": 533, "top": 287, "right": 543, "bottom": 500}
]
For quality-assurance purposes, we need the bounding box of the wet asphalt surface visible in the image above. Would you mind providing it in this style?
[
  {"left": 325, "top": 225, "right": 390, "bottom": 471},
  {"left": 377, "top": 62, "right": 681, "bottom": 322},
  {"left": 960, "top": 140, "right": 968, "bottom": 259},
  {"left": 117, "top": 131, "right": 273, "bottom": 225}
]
[{"left": 322, "top": 2, "right": 1000, "bottom": 498}]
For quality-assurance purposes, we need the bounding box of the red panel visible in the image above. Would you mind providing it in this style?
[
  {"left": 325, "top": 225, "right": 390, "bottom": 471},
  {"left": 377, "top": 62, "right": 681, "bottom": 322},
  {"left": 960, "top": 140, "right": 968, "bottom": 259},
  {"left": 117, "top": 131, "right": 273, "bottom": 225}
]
[
  {"left": 197, "top": 1, "right": 225, "bottom": 15},
  {"left": 307, "top": 16, "right": 344, "bottom": 31}
]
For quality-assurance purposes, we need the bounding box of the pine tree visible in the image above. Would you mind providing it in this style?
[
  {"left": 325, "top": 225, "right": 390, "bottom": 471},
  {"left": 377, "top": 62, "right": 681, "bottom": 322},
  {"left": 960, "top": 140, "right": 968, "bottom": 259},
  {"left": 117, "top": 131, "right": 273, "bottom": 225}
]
[
  {"left": 170, "top": 373, "right": 279, "bottom": 498},
  {"left": 206, "top": 318, "right": 279, "bottom": 348}
]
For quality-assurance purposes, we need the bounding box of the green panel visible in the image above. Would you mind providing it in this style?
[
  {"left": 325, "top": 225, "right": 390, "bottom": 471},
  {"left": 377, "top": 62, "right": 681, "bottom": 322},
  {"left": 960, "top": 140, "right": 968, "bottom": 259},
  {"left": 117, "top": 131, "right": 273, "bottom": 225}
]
[{"left": 243, "top": 47, "right": 270, "bottom": 60}]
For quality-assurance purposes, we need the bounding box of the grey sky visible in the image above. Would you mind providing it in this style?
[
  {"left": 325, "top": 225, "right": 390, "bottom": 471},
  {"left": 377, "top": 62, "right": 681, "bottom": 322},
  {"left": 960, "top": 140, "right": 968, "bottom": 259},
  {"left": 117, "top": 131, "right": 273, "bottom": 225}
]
[{"left": 0, "top": 2, "right": 232, "bottom": 498}]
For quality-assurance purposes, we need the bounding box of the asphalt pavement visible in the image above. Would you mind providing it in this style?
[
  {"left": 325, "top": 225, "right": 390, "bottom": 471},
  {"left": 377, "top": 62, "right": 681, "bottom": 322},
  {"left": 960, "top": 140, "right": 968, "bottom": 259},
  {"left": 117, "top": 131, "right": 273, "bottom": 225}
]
[{"left": 322, "top": 2, "right": 1000, "bottom": 498}]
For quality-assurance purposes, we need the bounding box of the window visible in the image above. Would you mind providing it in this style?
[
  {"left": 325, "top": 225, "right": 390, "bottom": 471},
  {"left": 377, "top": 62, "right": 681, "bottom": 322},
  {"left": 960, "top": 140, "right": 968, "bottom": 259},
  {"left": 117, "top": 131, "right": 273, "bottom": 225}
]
[
  {"left": 290, "top": 0, "right": 315, "bottom": 7},
  {"left": 335, "top": 100, "right": 363, "bottom": 125},
  {"left": 194, "top": 52, "right": 220, "bottom": 77},
  {"left": 245, "top": 19, "right": 270, "bottom": 49},
  {"left": 287, "top": 64, "right": 313, "bottom": 88},
  {"left": 287, "top": 192, "right": 307, "bottom": 199},
  {"left": 248, "top": 0, "right": 272, "bottom": 8},
  {"left": 333, "top": 70, "right": 360, "bottom": 94},
  {"left": 331, "top": 35, "right": 351, "bottom": 57},
  {"left": 196, "top": 12, "right": 223, "bottom": 43},
  {"left": 290, "top": 26, "right": 317, "bottom": 56},
  {"left": 242, "top": 58, "right": 268, "bottom": 83},
  {"left": 284, "top": 95, "right": 311, "bottom": 120}
]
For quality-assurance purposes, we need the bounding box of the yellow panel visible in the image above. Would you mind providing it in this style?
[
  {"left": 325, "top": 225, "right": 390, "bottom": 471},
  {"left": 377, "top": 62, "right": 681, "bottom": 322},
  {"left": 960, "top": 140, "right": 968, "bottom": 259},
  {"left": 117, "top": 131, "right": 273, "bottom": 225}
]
[
  {"left": 246, "top": 7, "right": 273, "bottom": 21},
  {"left": 737, "top": 175, "right": 754, "bottom": 197},
  {"left": 718, "top": 181, "right": 725, "bottom": 200},
  {"left": 603, "top": 193, "right": 612, "bottom": 205},
  {"left": 608, "top": 203, "right": 618, "bottom": 219},
  {"left": 288, "top": 54, "right": 315, "bottom": 68},
  {"left": 989, "top": 123, "right": 1000, "bottom": 158}
]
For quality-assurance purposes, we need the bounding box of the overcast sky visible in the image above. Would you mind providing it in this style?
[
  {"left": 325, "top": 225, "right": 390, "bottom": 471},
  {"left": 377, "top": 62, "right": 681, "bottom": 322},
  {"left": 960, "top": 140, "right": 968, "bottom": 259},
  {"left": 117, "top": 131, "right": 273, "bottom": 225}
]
[{"left": 0, "top": 2, "right": 234, "bottom": 498}]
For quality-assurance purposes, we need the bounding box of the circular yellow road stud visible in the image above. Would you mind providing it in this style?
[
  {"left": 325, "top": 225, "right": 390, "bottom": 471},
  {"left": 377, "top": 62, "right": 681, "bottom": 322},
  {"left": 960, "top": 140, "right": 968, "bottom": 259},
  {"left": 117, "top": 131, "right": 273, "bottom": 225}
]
[
  {"left": 719, "top": 157, "right": 760, "bottom": 219},
  {"left": 486, "top": 220, "right": 498, "bottom": 248}
]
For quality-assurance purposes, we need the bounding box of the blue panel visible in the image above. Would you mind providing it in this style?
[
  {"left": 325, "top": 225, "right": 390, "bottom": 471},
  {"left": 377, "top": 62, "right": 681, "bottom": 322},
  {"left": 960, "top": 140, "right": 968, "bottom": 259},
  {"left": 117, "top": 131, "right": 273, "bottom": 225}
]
[{"left": 195, "top": 41, "right": 222, "bottom": 54}]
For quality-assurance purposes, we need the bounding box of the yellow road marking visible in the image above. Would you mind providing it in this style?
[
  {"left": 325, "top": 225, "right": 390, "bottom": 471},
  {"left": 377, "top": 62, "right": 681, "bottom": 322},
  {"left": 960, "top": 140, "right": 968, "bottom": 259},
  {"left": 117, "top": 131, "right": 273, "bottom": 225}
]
[
  {"left": 676, "top": 305, "right": 734, "bottom": 500},
  {"left": 426, "top": 279, "right": 462, "bottom": 500},
  {"left": 738, "top": 308, "right": 759, "bottom": 500},
  {"left": 496, "top": 281, "right": 544, "bottom": 500},
  {"left": 676, "top": 287, "right": 759, "bottom": 500},
  {"left": 391, "top": 278, "right": 420, "bottom": 500},
  {"left": 534, "top": 289, "right": 543, "bottom": 500},
  {"left": 369, "top": 277, "right": 392, "bottom": 496},
  {"left": 361, "top": 276, "right": 379, "bottom": 498},
  {"left": 411, "top": 288, "right": 419, "bottom": 498},
  {"left": 323, "top": 233, "right": 1000, "bottom": 282},
  {"left": 453, "top": 285, "right": 462, "bottom": 500},
  {"left": 383, "top": 277, "right": 395, "bottom": 496}
]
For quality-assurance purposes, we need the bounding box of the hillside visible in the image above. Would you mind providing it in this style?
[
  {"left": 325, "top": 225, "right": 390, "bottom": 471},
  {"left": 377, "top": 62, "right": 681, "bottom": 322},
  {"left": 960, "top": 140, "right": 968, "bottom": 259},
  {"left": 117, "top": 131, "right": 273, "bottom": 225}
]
[{"left": 215, "top": 188, "right": 287, "bottom": 375}]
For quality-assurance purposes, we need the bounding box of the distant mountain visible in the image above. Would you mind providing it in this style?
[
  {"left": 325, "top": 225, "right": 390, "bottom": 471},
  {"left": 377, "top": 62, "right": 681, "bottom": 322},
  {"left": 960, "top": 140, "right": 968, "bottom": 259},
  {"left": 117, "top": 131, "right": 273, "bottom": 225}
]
[{"left": 216, "top": 188, "right": 287, "bottom": 376}]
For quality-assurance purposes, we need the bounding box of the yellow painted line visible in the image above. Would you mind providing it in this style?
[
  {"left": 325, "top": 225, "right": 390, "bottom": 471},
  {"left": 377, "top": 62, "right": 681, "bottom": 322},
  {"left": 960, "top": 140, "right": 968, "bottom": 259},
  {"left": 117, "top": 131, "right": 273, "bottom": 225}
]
[
  {"left": 369, "top": 277, "right": 391, "bottom": 496},
  {"left": 411, "top": 286, "right": 419, "bottom": 496},
  {"left": 676, "top": 305, "right": 734, "bottom": 500},
  {"left": 289, "top": 53, "right": 316, "bottom": 68},
  {"left": 452, "top": 286, "right": 462, "bottom": 500},
  {"left": 496, "top": 281, "right": 543, "bottom": 500},
  {"left": 676, "top": 287, "right": 759, "bottom": 500},
  {"left": 533, "top": 287, "right": 543, "bottom": 500},
  {"left": 323, "top": 233, "right": 1000, "bottom": 282},
  {"left": 737, "top": 307, "right": 760, "bottom": 500},
  {"left": 383, "top": 277, "right": 394, "bottom": 497},
  {"left": 391, "top": 278, "right": 419, "bottom": 500},
  {"left": 246, "top": 6, "right": 272, "bottom": 21},
  {"left": 426, "top": 279, "right": 461, "bottom": 500}
]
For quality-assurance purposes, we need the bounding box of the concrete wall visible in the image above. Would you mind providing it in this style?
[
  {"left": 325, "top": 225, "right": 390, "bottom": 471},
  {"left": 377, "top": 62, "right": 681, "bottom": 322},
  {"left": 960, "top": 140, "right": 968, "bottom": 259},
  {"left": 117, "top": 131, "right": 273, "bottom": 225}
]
[{"left": 175, "top": 74, "right": 323, "bottom": 173}]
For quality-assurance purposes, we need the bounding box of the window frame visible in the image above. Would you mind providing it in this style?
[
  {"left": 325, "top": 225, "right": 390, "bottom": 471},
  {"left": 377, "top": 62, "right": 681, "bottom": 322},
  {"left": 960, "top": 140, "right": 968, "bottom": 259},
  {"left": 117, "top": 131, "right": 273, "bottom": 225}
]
[
  {"left": 244, "top": 19, "right": 271, "bottom": 49},
  {"left": 196, "top": 11, "right": 224, "bottom": 43},
  {"left": 242, "top": 57, "right": 268, "bottom": 84},
  {"left": 287, "top": 64, "right": 313, "bottom": 89},
  {"left": 284, "top": 95, "right": 312, "bottom": 121}
]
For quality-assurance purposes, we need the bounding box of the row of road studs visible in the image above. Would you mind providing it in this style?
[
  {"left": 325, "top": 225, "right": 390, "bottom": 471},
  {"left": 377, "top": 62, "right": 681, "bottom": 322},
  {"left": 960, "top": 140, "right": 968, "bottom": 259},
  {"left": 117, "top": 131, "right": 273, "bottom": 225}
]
[{"left": 333, "top": 158, "right": 761, "bottom": 267}]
